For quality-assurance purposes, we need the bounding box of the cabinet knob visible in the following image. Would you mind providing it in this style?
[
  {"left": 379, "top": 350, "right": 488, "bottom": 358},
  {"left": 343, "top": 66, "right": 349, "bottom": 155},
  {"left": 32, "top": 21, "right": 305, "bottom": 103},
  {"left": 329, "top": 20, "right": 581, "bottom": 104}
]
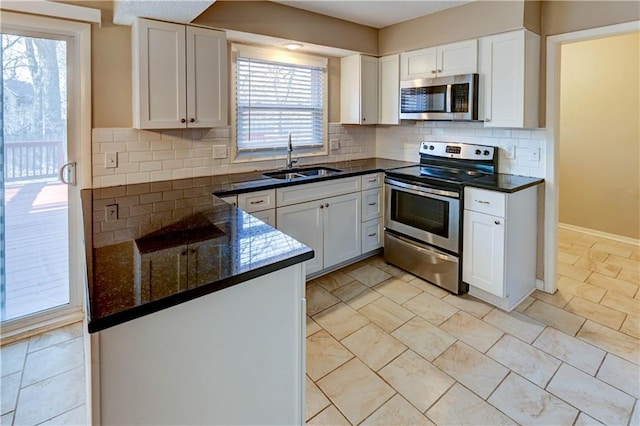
[
  {"left": 180, "top": 118, "right": 186, "bottom": 123},
  {"left": 485, "top": 118, "right": 491, "bottom": 122},
  {"left": 181, "top": 250, "right": 187, "bottom": 256},
  {"left": 494, "top": 220, "right": 501, "bottom": 225},
  {"left": 437, "top": 69, "right": 442, "bottom": 73},
  {"left": 431, "top": 70, "right": 437, "bottom": 74},
  {"left": 320, "top": 205, "right": 324, "bottom": 209},
  {"left": 325, "top": 203, "right": 329, "bottom": 208},
  {"left": 190, "top": 118, "right": 195, "bottom": 123},
  {"left": 362, "top": 117, "right": 366, "bottom": 122}
]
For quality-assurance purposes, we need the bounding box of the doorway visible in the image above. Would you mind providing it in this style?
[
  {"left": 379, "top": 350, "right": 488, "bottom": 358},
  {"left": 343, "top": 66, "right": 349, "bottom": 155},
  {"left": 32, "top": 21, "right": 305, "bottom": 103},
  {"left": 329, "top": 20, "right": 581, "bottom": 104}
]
[{"left": 0, "top": 12, "right": 91, "bottom": 341}]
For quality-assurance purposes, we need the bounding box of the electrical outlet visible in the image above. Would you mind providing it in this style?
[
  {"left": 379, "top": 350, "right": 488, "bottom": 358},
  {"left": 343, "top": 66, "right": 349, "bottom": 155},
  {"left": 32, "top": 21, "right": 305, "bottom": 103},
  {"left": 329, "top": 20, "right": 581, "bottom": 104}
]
[
  {"left": 401, "top": 138, "right": 409, "bottom": 150},
  {"left": 105, "top": 152, "right": 118, "bottom": 168},
  {"left": 105, "top": 204, "right": 118, "bottom": 222},
  {"left": 530, "top": 148, "right": 540, "bottom": 162},
  {"left": 505, "top": 145, "right": 516, "bottom": 160},
  {"left": 213, "top": 145, "right": 228, "bottom": 159},
  {"left": 330, "top": 139, "right": 340, "bottom": 151}
]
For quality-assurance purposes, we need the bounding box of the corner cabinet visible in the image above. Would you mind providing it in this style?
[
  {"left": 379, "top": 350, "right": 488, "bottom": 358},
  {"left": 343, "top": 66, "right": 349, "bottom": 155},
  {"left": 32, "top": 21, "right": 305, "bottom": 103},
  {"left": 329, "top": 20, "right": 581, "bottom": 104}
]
[
  {"left": 462, "top": 186, "right": 538, "bottom": 311},
  {"left": 478, "top": 29, "right": 540, "bottom": 128},
  {"left": 132, "top": 18, "right": 227, "bottom": 129},
  {"left": 340, "top": 54, "right": 378, "bottom": 125},
  {"left": 400, "top": 39, "right": 477, "bottom": 80}
]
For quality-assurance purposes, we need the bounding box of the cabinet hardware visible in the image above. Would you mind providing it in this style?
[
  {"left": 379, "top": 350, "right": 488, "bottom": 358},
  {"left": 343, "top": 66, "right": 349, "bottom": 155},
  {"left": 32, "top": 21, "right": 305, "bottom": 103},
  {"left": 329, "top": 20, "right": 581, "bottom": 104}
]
[
  {"left": 320, "top": 205, "right": 324, "bottom": 209},
  {"left": 368, "top": 233, "right": 377, "bottom": 237},
  {"left": 431, "top": 70, "right": 437, "bottom": 74},
  {"left": 180, "top": 118, "right": 186, "bottom": 123},
  {"left": 181, "top": 250, "right": 187, "bottom": 256},
  {"left": 362, "top": 117, "right": 366, "bottom": 122},
  {"left": 250, "top": 200, "right": 265, "bottom": 205},
  {"left": 485, "top": 118, "right": 491, "bottom": 122},
  {"left": 368, "top": 202, "right": 377, "bottom": 206},
  {"left": 437, "top": 69, "right": 442, "bottom": 73},
  {"left": 477, "top": 200, "right": 490, "bottom": 204},
  {"left": 368, "top": 178, "right": 377, "bottom": 183},
  {"left": 494, "top": 220, "right": 501, "bottom": 225},
  {"left": 189, "top": 249, "right": 196, "bottom": 254},
  {"left": 190, "top": 118, "right": 195, "bottom": 123},
  {"left": 325, "top": 203, "right": 329, "bottom": 207}
]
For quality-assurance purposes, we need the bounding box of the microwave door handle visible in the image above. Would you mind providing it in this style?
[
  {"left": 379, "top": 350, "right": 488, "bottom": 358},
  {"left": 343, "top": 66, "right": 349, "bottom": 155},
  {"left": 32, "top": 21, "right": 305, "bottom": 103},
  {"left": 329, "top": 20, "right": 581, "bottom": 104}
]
[{"left": 445, "top": 84, "right": 452, "bottom": 113}]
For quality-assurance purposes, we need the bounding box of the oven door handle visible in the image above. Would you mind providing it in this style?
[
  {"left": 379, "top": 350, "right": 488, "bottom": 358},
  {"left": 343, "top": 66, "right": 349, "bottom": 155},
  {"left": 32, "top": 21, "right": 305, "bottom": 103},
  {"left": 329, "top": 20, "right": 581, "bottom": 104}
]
[{"left": 385, "top": 178, "right": 459, "bottom": 199}]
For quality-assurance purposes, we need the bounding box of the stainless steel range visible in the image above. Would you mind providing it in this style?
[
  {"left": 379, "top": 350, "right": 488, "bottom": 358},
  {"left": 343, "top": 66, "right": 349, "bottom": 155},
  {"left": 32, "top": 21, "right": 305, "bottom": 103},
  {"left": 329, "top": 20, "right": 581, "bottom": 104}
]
[{"left": 384, "top": 141, "right": 497, "bottom": 294}]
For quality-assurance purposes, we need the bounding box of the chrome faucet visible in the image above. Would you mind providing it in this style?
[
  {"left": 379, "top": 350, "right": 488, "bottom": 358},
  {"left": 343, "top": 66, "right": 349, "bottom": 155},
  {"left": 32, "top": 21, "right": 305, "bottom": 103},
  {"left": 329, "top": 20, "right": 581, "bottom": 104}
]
[{"left": 286, "top": 132, "right": 298, "bottom": 169}]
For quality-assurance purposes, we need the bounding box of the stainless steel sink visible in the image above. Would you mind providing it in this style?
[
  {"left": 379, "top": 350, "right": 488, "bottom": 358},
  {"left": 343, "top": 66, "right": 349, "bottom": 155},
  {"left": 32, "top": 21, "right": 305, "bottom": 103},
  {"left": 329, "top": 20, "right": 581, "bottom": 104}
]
[{"left": 263, "top": 166, "right": 342, "bottom": 180}]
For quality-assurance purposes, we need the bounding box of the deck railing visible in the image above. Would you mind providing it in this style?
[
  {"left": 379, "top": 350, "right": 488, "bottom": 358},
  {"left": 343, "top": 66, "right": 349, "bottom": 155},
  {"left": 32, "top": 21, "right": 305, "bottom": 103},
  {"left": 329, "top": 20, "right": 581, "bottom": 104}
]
[{"left": 4, "top": 140, "right": 64, "bottom": 182}]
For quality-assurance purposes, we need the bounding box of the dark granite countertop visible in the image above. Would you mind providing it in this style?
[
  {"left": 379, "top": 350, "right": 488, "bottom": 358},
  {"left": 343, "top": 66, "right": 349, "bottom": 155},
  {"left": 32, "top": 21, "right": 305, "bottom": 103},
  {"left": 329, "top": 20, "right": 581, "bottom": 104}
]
[
  {"left": 83, "top": 157, "right": 414, "bottom": 333},
  {"left": 465, "top": 173, "right": 544, "bottom": 193}
]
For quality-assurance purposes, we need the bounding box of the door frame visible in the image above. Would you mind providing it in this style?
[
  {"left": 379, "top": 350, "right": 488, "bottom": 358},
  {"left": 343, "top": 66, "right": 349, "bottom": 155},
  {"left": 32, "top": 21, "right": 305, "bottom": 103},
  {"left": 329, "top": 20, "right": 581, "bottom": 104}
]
[
  {"left": 543, "top": 20, "right": 639, "bottom": 294},
  {"left": 0, "top": 11, "right": 91, "bottom": 343}
]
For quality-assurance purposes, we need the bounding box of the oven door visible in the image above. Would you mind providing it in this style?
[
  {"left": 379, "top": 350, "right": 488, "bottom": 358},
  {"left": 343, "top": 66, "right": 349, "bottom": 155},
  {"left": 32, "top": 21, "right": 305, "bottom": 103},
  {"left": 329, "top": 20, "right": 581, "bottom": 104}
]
[{"left": 385, "top": 178, "right": 459, "bottom": 253}]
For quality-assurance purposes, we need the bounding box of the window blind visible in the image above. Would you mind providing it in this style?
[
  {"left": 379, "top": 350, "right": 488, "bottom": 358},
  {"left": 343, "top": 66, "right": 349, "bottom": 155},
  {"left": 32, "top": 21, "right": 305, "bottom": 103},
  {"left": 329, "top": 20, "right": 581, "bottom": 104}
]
[{"left": 235, "top": 53, "right": 326, "bottom": 152}]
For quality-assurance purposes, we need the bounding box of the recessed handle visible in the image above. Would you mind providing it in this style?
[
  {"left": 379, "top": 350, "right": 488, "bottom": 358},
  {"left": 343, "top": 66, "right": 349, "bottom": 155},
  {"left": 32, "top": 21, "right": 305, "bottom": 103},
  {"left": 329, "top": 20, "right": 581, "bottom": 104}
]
[{"left": 249, "top": 200, "right": 265, "bottom": 205}]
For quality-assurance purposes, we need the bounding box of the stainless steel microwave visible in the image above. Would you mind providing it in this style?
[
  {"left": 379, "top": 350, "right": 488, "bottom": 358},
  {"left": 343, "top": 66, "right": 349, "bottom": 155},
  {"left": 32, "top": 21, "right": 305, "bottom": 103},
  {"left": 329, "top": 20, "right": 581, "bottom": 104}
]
[{"left": 400, "top": 73, "right": 478, "bottom": 121}]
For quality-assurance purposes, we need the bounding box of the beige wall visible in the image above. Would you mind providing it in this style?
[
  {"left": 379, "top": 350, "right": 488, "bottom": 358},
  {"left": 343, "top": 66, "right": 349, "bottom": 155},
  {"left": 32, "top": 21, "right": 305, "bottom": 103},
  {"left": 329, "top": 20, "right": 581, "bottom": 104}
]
[{"left": 559, "top": 32, "right": 640, "bottom": 239}]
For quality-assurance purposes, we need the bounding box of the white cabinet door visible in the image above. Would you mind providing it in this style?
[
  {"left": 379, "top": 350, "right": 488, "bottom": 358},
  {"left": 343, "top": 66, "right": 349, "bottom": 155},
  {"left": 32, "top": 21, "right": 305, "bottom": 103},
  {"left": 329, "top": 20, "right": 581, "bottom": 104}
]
[
  {"left": 361, "top": 55, "right": 379, "bottom": 125},
  {"left": 133, "top": 19, "right": 186, "bottom": 129},
  {"left": 437, "top": 39, "right": 478, "bottom": 77},
  {"left": 378, "top": 54, "right": 399, "bottom": 125},
  {"left": 323, "top": 192, "right": 361, "bottom": 269},
  {"left": 277, "top": 200, "right": 323, "bottom": 275},
  {"left": 186, "top": 26, "right": 227, "bottom": 128},
  {"left": 479, "top": 30, "right": 539, "bottom": 128},
  {"left": 463, "top": 210, "right": 505, "bottom": 297},
  {"left": 340, "top": 54, "right": 378, "bottom": 124},
  {"left": 400, "top": 47, "right": 437, "bottom": 80}
]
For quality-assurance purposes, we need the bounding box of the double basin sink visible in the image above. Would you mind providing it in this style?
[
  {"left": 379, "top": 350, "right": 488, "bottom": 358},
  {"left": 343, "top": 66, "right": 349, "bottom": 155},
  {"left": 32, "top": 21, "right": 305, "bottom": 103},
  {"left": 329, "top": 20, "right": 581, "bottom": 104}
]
[{"left": 263, "top": 166, "right": 342, "bottom": 180}]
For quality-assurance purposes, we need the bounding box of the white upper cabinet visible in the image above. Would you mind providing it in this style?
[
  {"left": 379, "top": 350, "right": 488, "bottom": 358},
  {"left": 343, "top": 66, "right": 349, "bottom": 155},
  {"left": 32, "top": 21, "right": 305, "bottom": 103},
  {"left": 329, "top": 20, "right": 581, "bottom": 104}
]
[
  {"left": 340, "top": 54, "right": 378, "bottom": 125},
  {"left": 479, "top": 29, "right": 540, "bottom": 128},
  {"left": 133, "top": 18, "right": 227, "bottom": 129},
  {"left": 400, "top": 39, "right": 477, "bottom": 80},
  {"left": 378, "top": 54, "right": 400, "bottom": 125}
]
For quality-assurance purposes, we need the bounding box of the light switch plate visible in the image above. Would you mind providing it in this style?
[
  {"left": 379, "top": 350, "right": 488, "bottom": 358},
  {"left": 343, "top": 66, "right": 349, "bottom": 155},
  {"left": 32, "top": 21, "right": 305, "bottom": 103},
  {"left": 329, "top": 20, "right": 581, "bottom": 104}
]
[
  {"left": 105, "top": 204, "right": 118, "bottom": 222},
  {"left": 330, "top": 139, "right": 340, "bottom": 151},
  {"left": 504, "top": 145, "right": 516, "bottom": 160},
  {"left": 530, "top": 148, "right": 540, "bottom": 162},
  {"left": 105, "top": 152, "right": 118, "bottom": 168},
  {"left": 213, "top": 145, "right": 228, "bottom": 159}
]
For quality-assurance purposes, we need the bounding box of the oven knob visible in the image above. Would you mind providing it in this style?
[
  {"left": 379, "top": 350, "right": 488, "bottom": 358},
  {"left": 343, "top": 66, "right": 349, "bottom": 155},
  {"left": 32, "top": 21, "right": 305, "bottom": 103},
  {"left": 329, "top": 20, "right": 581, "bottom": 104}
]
[
  {"left": 429, "top": 145, "right": 435, "bottom": 150},
  {"left": 475, "top": 149, "right": 481, "bottom": 155},
  {"left": 483, "top": 150, "right": 490, "bottom": 156}
]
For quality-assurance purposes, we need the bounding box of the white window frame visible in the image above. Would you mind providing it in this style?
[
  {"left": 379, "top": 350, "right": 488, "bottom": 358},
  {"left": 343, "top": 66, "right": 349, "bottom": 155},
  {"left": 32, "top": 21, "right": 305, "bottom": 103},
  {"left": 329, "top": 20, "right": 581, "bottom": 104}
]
[{"left": 231, "top": 44, "right": 329, "bottom": 163}]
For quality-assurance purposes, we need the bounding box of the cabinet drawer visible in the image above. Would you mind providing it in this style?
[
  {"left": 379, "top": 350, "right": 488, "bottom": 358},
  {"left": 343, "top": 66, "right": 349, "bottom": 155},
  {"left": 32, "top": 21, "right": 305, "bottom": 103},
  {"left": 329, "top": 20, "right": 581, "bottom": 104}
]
[
  {"left": 362, "top": 218, "right": 383, "bottom": 253},
  {"left": 276, "top": 177, "right": 360, "bottom": 207},
  {"left": 464, "top": 187, "right": 505, "bottom": 217},
  {"left": 238, "top": 189, "right": 276, "bottom": 212},
  {"left": 361, "top": 188, "right": 383, "bottom": 221},
  {"left": 361, "top": 173, "right": 383, "bottom": 189}
]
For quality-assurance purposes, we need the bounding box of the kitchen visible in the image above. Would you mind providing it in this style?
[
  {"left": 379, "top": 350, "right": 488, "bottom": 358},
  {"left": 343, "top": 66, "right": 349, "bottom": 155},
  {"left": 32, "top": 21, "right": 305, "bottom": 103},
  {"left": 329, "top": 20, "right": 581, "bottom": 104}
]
[{"left": 0, "top": 1, "right": 638, "bottom": 425}]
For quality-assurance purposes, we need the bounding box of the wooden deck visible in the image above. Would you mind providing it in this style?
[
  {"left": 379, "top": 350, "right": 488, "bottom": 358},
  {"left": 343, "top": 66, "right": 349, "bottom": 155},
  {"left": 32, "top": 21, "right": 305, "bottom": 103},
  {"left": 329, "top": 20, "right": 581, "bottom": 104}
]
[{"left": 3, "top": 181, "right": 68, "bottom": 321}]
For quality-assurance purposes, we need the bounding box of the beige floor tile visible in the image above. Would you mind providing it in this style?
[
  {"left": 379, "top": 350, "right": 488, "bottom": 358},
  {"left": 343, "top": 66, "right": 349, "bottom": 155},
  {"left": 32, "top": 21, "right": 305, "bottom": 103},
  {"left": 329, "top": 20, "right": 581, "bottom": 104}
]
[
  {"left": 442, "top": 294, "right": 493, "bottom": 318},
  {"left": 14, "top": 366, "right": 86, "bottom": 426},
  {"left": 618, "top": 268, "right": 640, "bottom": 286},
  {"left": 314, "top": 271, "right": 355, "bottom": 292},
  {"left": 531, "top": 288, "right": 572, "bottom": 308},
  {"left": 556, "top": 276, "right": 606, "bottom": 303},
  {"left": 358, "top": 297, "right": 415, "bottom": 333},
  {"left": 486, "top": 335, "right": 561, "bottom": 387},
  {"left": 565, "top": 246, "right": 609, "bottom": 263},
  {"left": 341, "top": 323, "right": 406, "bottom": 371},
  {"left": 317, "top": 358, "right": 395, "bottom": 425},
  {"left": 606, "top": 254, "right": 640, "bottom": 271},
  {"left": 345, "top": 264, "right": 391, "bottom": 287},
  {"left": 406, "top": 277, "right": 450, "bottom": 298},
  {"left": 21, "top": 337, "right": 84, "bottom": 387},
  {"left": 0, "top": 340, "right": 28, "bottom": 377},
  {"left": 306, "top": 376, "right": 330, "bottom": 421},
  {"left": 27, "top": 323, "right": 83, "bottom": 353},
  {"left": 312, "top": 303, "right": 370, "bottom": 341},
  {"left": 380, "top": 263, "right": 416, "bottom": 282},
  {"left": 532, "top": 327, "right": 606, "bottom": 376},
  {"left": 574, "top": 412, "right": 605, "bottom": 426},
  {"left": 488, "top": 372, "right": 578, "bottom": 425},
  {"left": 39, "top": 405, "right": 87, "bottom": 426},
  {"left": 627, "top": 246, "right": 640, "bottom": 260},
  {"left": 307, "top": 284, "right": 341, "bottom": 316},
  {"left": 564, "top": 296, "right": 626, "bottom": 330},
  {"left": 514, "top": 296, "right": 535, "bottom": 313},
  {"left": 620, "top": 312, "right": 639, "bottom": 338},
  {"left": 426, "top": 383, "right": 516, "bottom": 426},
  {"left": 523, "top": 299, "right": 585, "bottom": 336},
  {"left": 402, "top": 292, "right": 458, "bottom": 326},
  {"left": 361, "top": 394, "right": 434, "bottom": 426},
  {"left": 600, "top": 291, "right": 640, "bottom": 315},
  {"left": 547, "top": 363, "right": 635, "bottom": 425},
  {"left": 331, "top": 280, "right": 381, "bottom": 310},
  {"left": 592, "top": 242, "right": 635, "bottom": 258},
  {"left": 438, "top": 311, "right": 503, "bottom": 353},
  {"left": 306, "top": 330, "right": 354, "bottom": 381},
  {"left": 365, "top": 255, "right": 388, "bottom": 269},
  {"left": 574, "top": 257, "right": 622, "bottom": 278},
  {"left": 596, "top": 354, "right": 640, "bottom": 398},
  {"left": 307, "top": 316, "right": 322, "bottom": 337},
  {"left": 631, "top": 401, "right": 640, "bottom": 426},
  {"left": 307, "top": 405, "right": 350, "bottom": 425},
  {"left": 1, "top": 372, "right": 20, "bottom": 415},
  {"left": 340, "top": 260, "right": 367, "bottom": 273},
  {"left": 482, "top": 309, "right": 545, "bottom": 344},
  {"left": 379, "top": 350, "right": 454, "bottom": 413},
  {"left": 558, "top": 251, "right": 580, "bottom": 264},
  {"left": 577, "top": 320, "right": 640, "bottom": 365},
  {"left": 392, "top": 317, "right": 456, "bottom": 361},
  {"left": 373, "top": 278, "right": 422, "bottom": 304},
  {"left": 432, "top": 341, "right": 508, "bottom": 399},
  {"left": 557, "top": 261, "right": 592, "bottom": 282},
  {"left": 587, "top": 272, "right": 638, "bottom": 298}
]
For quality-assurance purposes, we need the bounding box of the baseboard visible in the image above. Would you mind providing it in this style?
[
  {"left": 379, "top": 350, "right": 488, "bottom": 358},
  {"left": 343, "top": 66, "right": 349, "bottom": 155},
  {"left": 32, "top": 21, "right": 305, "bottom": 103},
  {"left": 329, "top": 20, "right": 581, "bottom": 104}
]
[{"left": 558, "top": 223, "right": 639, "bottom": 246}]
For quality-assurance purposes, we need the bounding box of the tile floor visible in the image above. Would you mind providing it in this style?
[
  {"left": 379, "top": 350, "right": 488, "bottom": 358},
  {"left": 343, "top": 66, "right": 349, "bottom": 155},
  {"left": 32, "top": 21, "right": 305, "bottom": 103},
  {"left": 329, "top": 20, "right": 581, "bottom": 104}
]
[{"left": 1, "top": 228, "right": 638, "bottom": 425}]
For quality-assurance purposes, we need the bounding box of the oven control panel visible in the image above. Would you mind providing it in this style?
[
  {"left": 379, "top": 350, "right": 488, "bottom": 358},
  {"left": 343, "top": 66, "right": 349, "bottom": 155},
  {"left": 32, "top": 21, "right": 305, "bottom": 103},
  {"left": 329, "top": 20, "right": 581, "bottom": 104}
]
[{"left": 420, "top": 142, "right": 495, "bottom": 160}]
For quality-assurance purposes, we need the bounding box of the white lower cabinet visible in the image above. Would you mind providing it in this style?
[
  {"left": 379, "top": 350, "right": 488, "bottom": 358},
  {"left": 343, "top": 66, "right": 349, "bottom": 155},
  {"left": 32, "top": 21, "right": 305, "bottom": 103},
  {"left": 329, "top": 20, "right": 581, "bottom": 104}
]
[
  {"left": 362, "top": 218, "right": 383, "bottom": 253},
  {"left": 463, "top": 186, "right": 538, "bottom": 311},
  {"left": 277, "top": 192, "right": 361, "bottom": 275}
]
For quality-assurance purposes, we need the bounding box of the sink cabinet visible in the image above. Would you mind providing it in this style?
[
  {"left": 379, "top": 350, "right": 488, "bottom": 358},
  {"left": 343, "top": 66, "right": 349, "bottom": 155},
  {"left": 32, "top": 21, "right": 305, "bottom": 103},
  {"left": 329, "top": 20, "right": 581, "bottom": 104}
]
[{"left": 132, "top": 18, "right": 227, "bottom": 129}]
